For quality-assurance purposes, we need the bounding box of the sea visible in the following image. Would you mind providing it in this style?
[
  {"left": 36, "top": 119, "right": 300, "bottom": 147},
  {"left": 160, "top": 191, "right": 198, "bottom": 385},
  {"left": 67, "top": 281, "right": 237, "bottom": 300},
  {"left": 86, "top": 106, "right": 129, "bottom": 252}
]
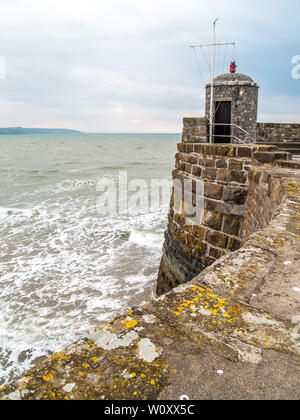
[{"left": 0, "top": 133, "right": 179, "bottom": 385}]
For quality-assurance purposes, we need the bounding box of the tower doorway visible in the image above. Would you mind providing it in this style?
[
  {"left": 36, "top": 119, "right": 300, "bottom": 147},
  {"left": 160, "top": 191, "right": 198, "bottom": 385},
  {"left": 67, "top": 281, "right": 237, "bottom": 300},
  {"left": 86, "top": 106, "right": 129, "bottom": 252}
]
[{"left": 214, "top": 101, "right": 231, "bottom": 143}]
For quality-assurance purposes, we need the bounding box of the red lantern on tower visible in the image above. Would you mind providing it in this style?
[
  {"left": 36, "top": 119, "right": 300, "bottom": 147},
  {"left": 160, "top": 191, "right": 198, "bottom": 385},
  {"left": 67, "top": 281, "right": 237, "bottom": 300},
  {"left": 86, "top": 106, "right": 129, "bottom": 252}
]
[{"left": 230, "top": 60, "right": 237, "bottom": 74}]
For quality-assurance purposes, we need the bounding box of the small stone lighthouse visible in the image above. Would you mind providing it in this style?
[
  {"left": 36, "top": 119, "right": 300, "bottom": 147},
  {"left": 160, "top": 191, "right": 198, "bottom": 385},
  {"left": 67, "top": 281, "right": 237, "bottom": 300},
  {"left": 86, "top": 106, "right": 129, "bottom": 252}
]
[{"left": 205, "top": 69, "right": 259, "bottom": 144}]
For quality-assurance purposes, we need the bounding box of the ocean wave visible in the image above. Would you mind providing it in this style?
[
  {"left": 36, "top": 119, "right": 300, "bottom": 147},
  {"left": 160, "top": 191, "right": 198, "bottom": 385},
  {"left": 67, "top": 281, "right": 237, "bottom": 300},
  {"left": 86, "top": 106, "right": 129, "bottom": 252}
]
[
  {"left": 129, "top": 228, "right": 164, "bottom": 248},
  {"left": 0, "top": 206, "right": 33, "bottom": 220}
]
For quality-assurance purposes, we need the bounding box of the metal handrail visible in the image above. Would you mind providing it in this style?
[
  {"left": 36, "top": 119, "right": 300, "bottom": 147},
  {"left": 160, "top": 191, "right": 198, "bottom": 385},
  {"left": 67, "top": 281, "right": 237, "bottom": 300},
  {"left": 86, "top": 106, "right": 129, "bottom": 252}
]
[
  {"left": 208, "top": 123, "right": 250, "bottom": 145},
  {"left": 232, "top": 136, "right": 246, "bottom": 145},
  {"left": 231, "top": 123, "right": 250, "bottom": 136},
  {"left": 210, "top": 123, "right": 250, "bottom": 136},
  {"left": 212, "top": 134, "right": 246, "bottom": 145}
]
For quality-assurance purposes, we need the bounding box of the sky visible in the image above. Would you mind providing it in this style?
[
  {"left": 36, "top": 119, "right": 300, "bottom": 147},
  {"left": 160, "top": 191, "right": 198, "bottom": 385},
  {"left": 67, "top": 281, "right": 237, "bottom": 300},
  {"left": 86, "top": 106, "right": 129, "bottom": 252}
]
[{"left": 0, "top": 0, "right": 299, "bottom": 133}]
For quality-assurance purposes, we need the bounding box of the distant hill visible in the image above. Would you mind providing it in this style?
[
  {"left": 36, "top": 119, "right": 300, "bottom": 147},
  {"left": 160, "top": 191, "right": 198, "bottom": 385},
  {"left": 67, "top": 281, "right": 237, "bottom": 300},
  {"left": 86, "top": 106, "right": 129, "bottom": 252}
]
[{"left": 0, "top": 127, "right": 82, "bottom": 135}]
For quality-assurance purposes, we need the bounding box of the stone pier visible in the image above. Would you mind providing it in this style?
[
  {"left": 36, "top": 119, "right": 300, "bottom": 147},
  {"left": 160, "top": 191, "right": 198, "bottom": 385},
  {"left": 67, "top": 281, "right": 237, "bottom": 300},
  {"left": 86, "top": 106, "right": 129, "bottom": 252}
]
[{"left": 156, "top": 142, "right": 294, "bottom": 296}]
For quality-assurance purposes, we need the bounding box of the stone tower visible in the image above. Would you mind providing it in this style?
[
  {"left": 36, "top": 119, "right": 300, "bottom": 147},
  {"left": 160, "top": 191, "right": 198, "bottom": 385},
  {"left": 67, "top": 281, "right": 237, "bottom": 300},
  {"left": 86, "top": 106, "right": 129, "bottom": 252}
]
[{"left": 205, "top": 73, "right": 259, "bottom": 144}]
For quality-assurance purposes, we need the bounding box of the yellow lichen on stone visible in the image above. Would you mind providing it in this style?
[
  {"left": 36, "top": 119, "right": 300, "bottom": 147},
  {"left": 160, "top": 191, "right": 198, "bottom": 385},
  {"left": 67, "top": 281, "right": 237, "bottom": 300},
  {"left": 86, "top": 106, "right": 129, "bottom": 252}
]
[
  {"left": 126, "top": 320, "right": 138, "bottom": 330},
  {"left": 43, "top": 374, "right": 53, "bottom": 382}
]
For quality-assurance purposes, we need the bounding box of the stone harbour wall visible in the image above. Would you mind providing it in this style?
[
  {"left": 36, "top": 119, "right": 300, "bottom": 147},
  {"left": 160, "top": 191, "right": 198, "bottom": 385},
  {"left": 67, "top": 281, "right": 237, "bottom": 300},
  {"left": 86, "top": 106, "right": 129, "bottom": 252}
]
[
  {"left": 181, "top": 117, "right": 208, "bottom": 143},
  {"left": 257, "top": 123, "right": 300, "bottom": 143},
  {"left": 156, "top": 142, "right": 294, "bottom": 296},
  {"left": 182, "top": 119, "right": 300, "bottom": 145}
]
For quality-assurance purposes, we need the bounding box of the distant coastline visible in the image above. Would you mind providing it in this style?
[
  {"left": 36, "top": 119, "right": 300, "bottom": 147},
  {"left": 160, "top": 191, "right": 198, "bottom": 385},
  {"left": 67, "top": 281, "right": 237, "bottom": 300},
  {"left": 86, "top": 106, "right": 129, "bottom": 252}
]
[{"left": 0, "top": 127, "right": 82, "bottom": 135}]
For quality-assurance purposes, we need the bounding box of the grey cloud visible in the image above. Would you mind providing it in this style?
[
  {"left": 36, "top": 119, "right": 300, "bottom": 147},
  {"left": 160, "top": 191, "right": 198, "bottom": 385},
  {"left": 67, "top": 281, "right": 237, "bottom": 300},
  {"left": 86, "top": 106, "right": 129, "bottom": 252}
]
[{"left": 0, "top": 0, "right": 299, "bottom": 131}]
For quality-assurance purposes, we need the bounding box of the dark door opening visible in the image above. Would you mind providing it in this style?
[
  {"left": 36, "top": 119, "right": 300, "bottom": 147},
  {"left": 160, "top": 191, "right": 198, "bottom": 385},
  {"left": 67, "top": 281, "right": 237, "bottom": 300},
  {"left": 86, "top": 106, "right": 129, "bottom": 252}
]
[{"left": 214, "top": 101, "right": 231, "bottom": 143}]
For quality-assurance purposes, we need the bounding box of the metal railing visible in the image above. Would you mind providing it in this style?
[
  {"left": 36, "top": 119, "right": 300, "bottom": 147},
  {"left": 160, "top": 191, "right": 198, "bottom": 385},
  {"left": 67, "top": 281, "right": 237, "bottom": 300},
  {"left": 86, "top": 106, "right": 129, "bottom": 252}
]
[{"left": 208, "top": 123, "right": 251, "bottom": 145}]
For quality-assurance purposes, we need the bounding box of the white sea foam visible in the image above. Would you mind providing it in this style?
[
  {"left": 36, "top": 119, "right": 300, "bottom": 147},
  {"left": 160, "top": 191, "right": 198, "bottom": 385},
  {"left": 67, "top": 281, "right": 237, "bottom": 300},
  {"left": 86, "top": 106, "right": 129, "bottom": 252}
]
[
  {"left": 129, "top": 229, "right": 164, "bottom": 248},
  {"left": 0, "top": 206, "right": 33, "bottom": 220}
]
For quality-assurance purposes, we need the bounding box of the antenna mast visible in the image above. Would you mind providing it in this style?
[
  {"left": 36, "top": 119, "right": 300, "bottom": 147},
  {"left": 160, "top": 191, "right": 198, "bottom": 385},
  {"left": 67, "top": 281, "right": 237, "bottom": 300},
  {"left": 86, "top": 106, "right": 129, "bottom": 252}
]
[
  {"left": 209, "top": 18, "right": 219, "bottom": 144},
  {"left": 190, "top": 20, "right": 235, "bottom": 144}
]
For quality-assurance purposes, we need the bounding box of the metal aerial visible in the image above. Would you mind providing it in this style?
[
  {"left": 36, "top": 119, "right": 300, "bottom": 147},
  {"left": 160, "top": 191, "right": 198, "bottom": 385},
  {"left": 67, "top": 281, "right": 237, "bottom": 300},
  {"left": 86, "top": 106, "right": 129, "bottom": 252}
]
[{"left": 190, "top": 19, "right": 236, "bottom": 143}]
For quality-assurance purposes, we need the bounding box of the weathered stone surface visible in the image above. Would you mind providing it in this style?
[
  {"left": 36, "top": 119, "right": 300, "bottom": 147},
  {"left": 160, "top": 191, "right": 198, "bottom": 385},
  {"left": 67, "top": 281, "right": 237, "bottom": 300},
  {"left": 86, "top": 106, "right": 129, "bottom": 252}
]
[
  {"left": 216, "top": 158, "right": 227, "bottom": 168},
  {"left": 228, "top": 159, "right": 244, "bottom": 170},
  {"left": 182, "top": 118, "right": 208, "bottom": 143},
  {"left": 228, "top": 170, "right": 248, "bottom": 184},
  {"left": 158, "top": 141, "right": 299, "bottom": 296},
  {"left": 202, "top": 168, "right": 217, "bottom": 180},
  {"left": 204, "top": 183, "right": 223, "bottom": 200},
  {"left": 223, "top": 215, "right": 242, "bottom": 236},
  {"left": 223, "top": 186, "right": 248, "bottom": 204},
  {"left": 202, "top": 211, "right": 223, "bottom": 231},
  {"left": 257, "top": 122, "right": 300, "bottom": 144},
  {"left": 192, "top": 165, "right": 202, "bottom": 177},
  {"left": 205, "top": 230, "right": 228, "bottom": 249},
  {"left": 237, "top": 146, "right": 252, "bottom": 158}
]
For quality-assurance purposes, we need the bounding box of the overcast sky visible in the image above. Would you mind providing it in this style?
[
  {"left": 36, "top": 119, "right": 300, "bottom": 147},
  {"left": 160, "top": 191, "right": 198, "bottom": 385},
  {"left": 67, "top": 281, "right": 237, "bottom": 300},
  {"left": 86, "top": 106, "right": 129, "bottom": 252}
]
[{"left": 0, "top": 0, "right": 299, "bottom": 132}]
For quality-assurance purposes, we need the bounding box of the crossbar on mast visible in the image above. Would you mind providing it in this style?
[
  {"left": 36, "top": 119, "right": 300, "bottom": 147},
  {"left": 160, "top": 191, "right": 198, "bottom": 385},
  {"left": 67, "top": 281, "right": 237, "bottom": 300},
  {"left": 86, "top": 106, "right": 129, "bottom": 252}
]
[
  {"left": 190, "top": 19, "right": 236, "bottom": 143},
  {"left": 190, "top": 42, "right": 235, "bottom": 48}
]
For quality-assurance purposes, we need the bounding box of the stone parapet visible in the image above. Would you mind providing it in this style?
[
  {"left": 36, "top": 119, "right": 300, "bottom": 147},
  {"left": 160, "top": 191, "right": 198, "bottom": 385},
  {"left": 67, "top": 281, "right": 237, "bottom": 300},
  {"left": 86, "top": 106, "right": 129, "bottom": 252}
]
[
  {"left": 182, "top": 117, "right": 208, "bottom": 143},
  {"left": 257, "top": 122, "right": 300, "bottom": 144},
  {"left": 156, "top": 143, "right": 296, "bottom": 296}
]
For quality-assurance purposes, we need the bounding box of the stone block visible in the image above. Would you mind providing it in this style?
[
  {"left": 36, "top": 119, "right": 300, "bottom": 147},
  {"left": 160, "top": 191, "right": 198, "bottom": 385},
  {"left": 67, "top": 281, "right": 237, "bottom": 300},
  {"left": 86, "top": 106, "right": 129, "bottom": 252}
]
[
  {"left": 198, "top": 157, "right": 205, "bottom": 166},
  {"left": 177, "top": 143, "right": 185, "bottom": 153},
  {"left": 202, "top": 168, "right": 217, "bottom": 180},
  {"left": 192, "top": 165, "right": 202, "bottom": 177},
  {"left": 204, "top": 198, "right": 218, "bottom": 212},
  {"left": 193, "top": 241, "right": 206, "bottom": 254},
  {"left": 209, "top": 247, "right": 223, "bottom": 259},
  {"left": 253, "top": 152, "right": 276, "bottom": 164},
  {"left": 186, "top": 144, "right": 194, "bottom": 153},
  {"left": 228, "top": 170, "right": 248, "bottom": 184},
  {"left": 204, "top": 183, "right": 224, "bottom": 200},
  {"left": 184, "top": 163, "right": 192, "bottom": 173},
  {"left": 212, "top": 145, "right": 237, "bottom": 157},
  {"left": 217, "top": 168, "right": 230, "bottom": 182},
  {"left": 236, "top": 146, "right": 252, "bottom": 158},
  {"left": 214, "top": 201, "right": 232, "bottom": 215},
  {"left": 179, "top": 153, "right": 190, "bottom": 163},
  {"left": 202, "top": 211, "right": 223, "bottom": 231},
  {"left": 223, "top": 186, "right": 248, "bottom": 204},
  {"left": 205, "top": 158, "right": 216, "bottom": 168},
  {"left": 193, "top": 144, "right": 205, "bottom": 154},
  {"left": 248, "top": 170, "right": 261, "bottom": 185},
  {"left": 189, "top": 155, "right": 198, "bottom": 165},
  {"left": 227, "top": 237, "right": 242, "bottom": 251},
  {"left": 223, "top": 215, "right": 242, "bottom": 237},
  {"left": 228, "top": 159, "right": 244, "bottom": 170},
  {"left": 201, "top": 255, "right": 216, "bottom": 266},
  {"left": 216, "top": 158, "right": 227, "bottom": 168},
  {"left": 194, "top": 144, "right": 213, "bottom": 155},
  {"left": 206, "top": 230, "right": 228, "bottom": 249},
  {"left": 192, "top": 225, "right": 206, "bottom": 240}
]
